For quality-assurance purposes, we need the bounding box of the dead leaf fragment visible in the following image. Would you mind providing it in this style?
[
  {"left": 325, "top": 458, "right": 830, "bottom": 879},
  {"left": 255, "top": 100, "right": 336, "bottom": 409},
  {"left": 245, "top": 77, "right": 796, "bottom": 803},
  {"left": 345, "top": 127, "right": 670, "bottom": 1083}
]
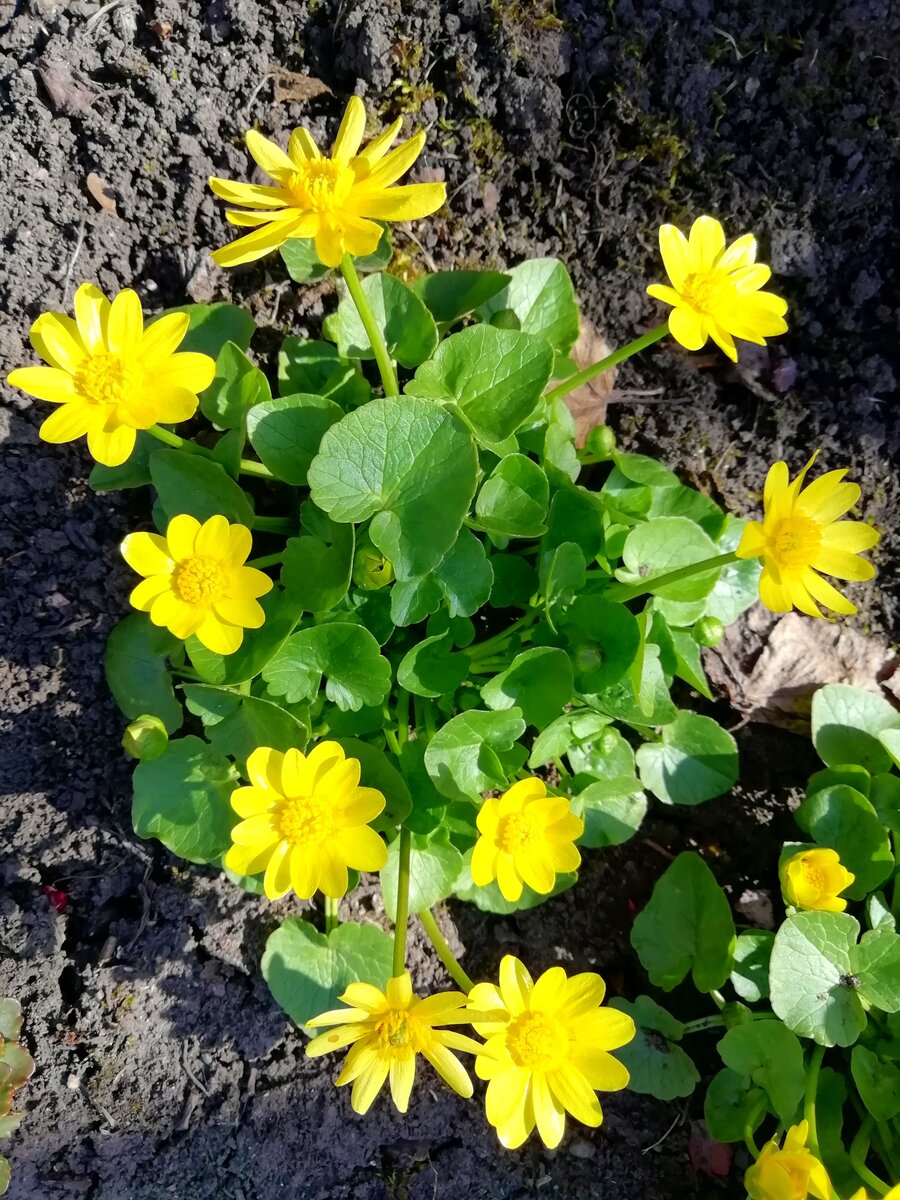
[
  {"left": 272, "top": 70, "right": 331, "bottom": 105},
  {"left": 86, "top": 173, "right": 117, "bottom": 215},
  {"left": 149, "top": 17, "right": 173, "bottom": 39},
  {"left": 563, "top": 317, "right": 615, "bottom": 446},
  {"left": 705, "top": 609, "right": 899, "bottom": 731},
  {"left": 36, "top": 58, "right": 101, "bottom": 116}
]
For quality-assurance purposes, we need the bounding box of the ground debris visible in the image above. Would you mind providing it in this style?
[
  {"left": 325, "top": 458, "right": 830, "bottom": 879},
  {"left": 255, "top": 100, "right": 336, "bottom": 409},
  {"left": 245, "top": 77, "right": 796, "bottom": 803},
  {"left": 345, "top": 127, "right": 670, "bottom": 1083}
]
[
  {"left": 35, "top": 57, "right": 102, "bottom": 115},
  {"left": 563, "top": 317, "right": 615, "bottom": 446},
  {"left": 272, "top": 69, "right": 331, "bottom": 105}
]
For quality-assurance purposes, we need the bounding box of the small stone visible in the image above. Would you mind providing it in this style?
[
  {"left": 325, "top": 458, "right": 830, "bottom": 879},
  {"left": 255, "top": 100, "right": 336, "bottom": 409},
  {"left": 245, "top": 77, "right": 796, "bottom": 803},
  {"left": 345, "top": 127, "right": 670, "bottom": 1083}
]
[
  {"left": 568, "top": 1138, "right": 596, "bottom": 1159},
  {"left": 736, "top": 888, "right": 774, "bottom": 929}
]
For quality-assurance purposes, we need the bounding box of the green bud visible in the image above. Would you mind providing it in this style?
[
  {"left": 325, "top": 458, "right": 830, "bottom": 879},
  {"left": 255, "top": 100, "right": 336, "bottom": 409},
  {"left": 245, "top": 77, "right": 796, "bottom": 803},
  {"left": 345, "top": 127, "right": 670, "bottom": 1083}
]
[
  {"left": 123, "top": 715, "right": 169, "bottom": 761},
  {"left": 352, "top": 545, "right": 394, "bottom": 591},
  {"left": 599, "top": 729, "right": 619, "bottom": 756},
  {"left": 489, "top": 307, "right": 520, "bottom": 331},
  {"left": 585, "top": 424, "right": 617, "bottom": 460},
  {"left": 722, "top": 1001, "right": 754, "bottom": 1029},
  {"left": 693, "top": 616, "right": 725, "bottom": 648}
]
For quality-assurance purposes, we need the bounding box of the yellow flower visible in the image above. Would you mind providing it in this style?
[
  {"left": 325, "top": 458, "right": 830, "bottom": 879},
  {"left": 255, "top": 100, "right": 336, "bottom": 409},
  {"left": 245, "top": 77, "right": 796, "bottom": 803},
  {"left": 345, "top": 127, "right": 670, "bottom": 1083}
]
[
  {"left": 849, "top": 1188, "right": 900, "bottom": 1200},
  {"left": 468, "top": 955, "right": 634, "bottom": 1150},
  {"left": 647, "top": 215, "right": 788, "bottom": 362},
  {"left": 781, "top": 848, "right": 855, "bottom": 913},
  {"left": 735, "top": 452, "right": 879, "bottom": 617},
  {"left": 209, "top": 96, "right": 446, "bottom": 269},
  {"left": 306, "top": 973, "right": 482, "bottom": 1114},
  {"left": 745, "top": 1121, "right": 831, "bottom": 1200},
  {"left": 224, "top": 742, "right": 388, "bottom": 900},
  {"left": 122, "top": 514, "right": 273, "bottom": 654},
  {"left": 7, "top": 283, "right": 215, "bottom": 467},
  {"left": 471, "top": 779, "right": 583, "bottom": 903}
]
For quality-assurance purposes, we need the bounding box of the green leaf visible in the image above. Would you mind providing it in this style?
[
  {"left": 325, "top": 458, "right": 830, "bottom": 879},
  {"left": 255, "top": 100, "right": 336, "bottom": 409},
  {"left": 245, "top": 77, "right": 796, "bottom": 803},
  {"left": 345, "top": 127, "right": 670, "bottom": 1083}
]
[
  {"left": 162, "top": 302, "right": 255, "bottom": 358},
  {"left": 704, "top": 1068, "right": 766, "bottom": 1143},
  {"left": 613, "top": 452, "right": 680, "bottom": 490},
  {"left": 816, "top": 1068, "right": 862, "bottom": 1197},
  {"left": 473, "top": 454, "right": 549, "bottom": 538},
  {"left": 334, "top": 737, "right": 412, "bottom": 829},
  {"left": 398, "top": 633, "right": 469, "bottom": 699},
  {"left": 332, "top": 273, "right": 438, "bottom": 368},
  {"left": 476, "top": 258, "right": 580, "bottom": 355},
  {"left": 489, "top": 555, "right": 538, "bottom": 609},
  {"left": 878, "top": 728, "right": 900, "bottom": 770},
  {"left": 795, "top": 785, "right": 893, "bottom": 899},
  {"left": 0, "top": 1001, "right": 22, "bottom": 1043},
  {"left": 149, "top": 449, "right": 254, "bottom": 527},
  {"left": 263, "top": 623, "right": 391, "bottom": 712},
  {"left": 261, "top": 918, "right": 394, "bottom": 1027},
  {"left": 619, "top": 517, "right": 719, "bottom": 602},
  {"left": 812, "top": 684, "right": 900, "bottom": 773},
  {"left": 89, "top": 430, "right": 156, "bottom": 491},
  {"left": 717, "top": 1022, "right": 805, "bottom": 1125},
  {"left": 201, "top": 341, "right": 270, "bottom": 429},
  {"left": 381, "top": 830, "right": 463, "bottom": 920},
  {"left": 424, "top": 709, "right": 526, "bottom": 804},
  {"left": 186, "top": 587, "right": 301, "bottom": 684},
  {"left": 649, "top": 482, "right": 725, "bottom": 538},
  {"left": 631, "top": 851, "right": 735, "bottom": 992},
  {"left": 636, "top": 712, "right": 738, "bottom": 806},
  {"left": 481, "top": 647, "right": 573, "bottom": 728},
  {"left": 850, "top": 1045, "right": 900, "bottom": 1120},
  {"left": 544, "top": 486, "right": 606, "bottom": 560},
  {"left": 866, "top": 892, "right": 895, "bottom": 932},
  {"left": 411, "top": 269, "right": 511, "bottom": 323},
  {"left": 105, "top": 614, "right": 183, "bottom": 733},
  {"left": 769, "top": 912, "right": 867, "bottom": 1046},
  {"left": 851, "top": 928, "right": 900, "bottom": 1012},
  {"left": 453, "top": 849, "right": 576, "bottom": 913},
  {"left": 277, "top": 338, "right": 372, "bottom": 408},
  {"left": 528, "top": 710, "right": 610, "bottom": 768},
  {"left": 308, "top": 397, "right": 478, "bottom": 582},
  {"left": 247, "top": 394, "right": 343, "bottom": 485},
  {"left": 608, "top": 996, "right": 699, "bottom": 1101},
  {"left": 433, "top": 529, "right": 494, "bottom": 618},
  {"left": 406, "top": 325, "right": 553, "bottom": 447},
  {"left": 807, "top": 764, "right": 871, "bottom": 798},
  {"left": 390, "top": 576, "right": 441, "bottom": 627},
  {"left": 730, "top": 931, "right": 774, "bottom": 1003},
  {"left": 132, "top": 735, "right": 238, "bottom": 864},
  {"left": 281, "top": 515, "right": 355, "bottom": 614},
  {"left": 587, "top": 648, "right": 678, "bottom": 728},
  {"left": 539, "top": 541, "right": 586, "bottom": 608},
  {"left": 279, "top": 238, "right": 329, "bottom": 283},
  {"left": 572, "top": 780, "right": 647, "bottom": 849},
  {"left": 561, "top": 597, "right": 641, "bottom": 692},
  {"left": 870, "top": 772, "right": 900, "bottom": 841},
  {"left": 183, "top": 685, "right": 308, "bottom": 766},
  {"left": 703, "top": 517, "right": 761, "bottom": 625},
  {"left": 566, "top": 724, "right": 632, "bottom": 778},
  {"left": 399, "top": 739, "right": 449, "bottom": 836}
]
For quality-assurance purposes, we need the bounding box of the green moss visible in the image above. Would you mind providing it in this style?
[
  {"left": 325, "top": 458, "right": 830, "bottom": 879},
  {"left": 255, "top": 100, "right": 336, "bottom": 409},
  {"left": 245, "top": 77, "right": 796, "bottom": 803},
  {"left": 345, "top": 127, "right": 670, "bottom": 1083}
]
[{"left": 467, "top": 116, "right": 505, "bottom": 168}]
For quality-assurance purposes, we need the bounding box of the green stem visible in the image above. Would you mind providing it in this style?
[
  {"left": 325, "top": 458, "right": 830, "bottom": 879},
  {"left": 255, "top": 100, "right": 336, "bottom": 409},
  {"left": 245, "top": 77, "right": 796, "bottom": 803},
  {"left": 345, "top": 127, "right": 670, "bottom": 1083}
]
[
  {"left": 544, "top": 323, "right": 670, "bottom": 405},
  {"left": 743, "top": 1094, "right": 767, "bottom": 1160},
  {"left": 239, "top": 458, "right": 274, "bottom": 479},
  {"left": 605, "top": 551, "right": 738, "bottom": 605},
  {"left": 804, "top": 1044, "right": 826, "bottom": 1158},
  {"left": 340, "top": 253, "right": 399, "bottom": 397},
  {"left": 251, "top": 516, "right": 295, "bottom": 534},
  {"left": 710, "top": 989, "right": 727, "bottom": 1010},
  {"left": 849, "top": 1119, "right": 890, "bottom": 1196},
  {"left": 384, "top": 727, "right": 402, "bottom": 756},
  {"left": 324, "top": 896, "right": 339, "bottom": 935},
  {"left": 392, "top": 828, "right": 411, "bottom": 977},
  {"left": 147, "top": 423, "right": 202, "bottom": 452},
  {"left": 682, "top": 1014, "right": 726, "bottom": 1035},
  {"left": 419, "top": 907, "right": 474, "bottom": 992},
  {"left": 463, "top": 611, "right": 539, "bottom": 661},
  {"left": 246, "top": 552, "right": 284, "bottom": 569}
]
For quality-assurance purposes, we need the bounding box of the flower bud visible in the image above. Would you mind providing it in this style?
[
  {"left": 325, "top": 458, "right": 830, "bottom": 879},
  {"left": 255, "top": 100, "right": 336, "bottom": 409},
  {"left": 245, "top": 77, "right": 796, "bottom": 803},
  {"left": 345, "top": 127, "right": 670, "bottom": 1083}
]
[
  {"left": 352, "top": 544, "right": 394, "bottom": 590},
  {"left": 693, "top": 616, "right": 724, "bottom": 647},
  {"left": 585, "top": 424, "right": 617, "bottom": 460},
  {"left": 122, "top": 715, "right": 169, "bottom": 761}
]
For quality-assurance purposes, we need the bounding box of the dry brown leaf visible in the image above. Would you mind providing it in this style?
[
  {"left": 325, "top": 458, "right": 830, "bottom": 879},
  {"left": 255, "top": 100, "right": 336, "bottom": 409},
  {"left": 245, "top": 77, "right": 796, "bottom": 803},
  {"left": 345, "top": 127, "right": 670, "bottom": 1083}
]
[
  {"left": 149, "top": 18, "right": 173, "bottom": 39},
  {"left": 85, "top": 172, "right": 117, "bottom": 215},
  {"left": 563, "top": 317, "right": 615, "bottom": 446},
  {"left": 36, "top": 58, "right": 101, "bottom": 115},
  {"left": 273, "top": 70, "right": 331, "bottom": 105},
  {"left": 705, "top": 608, "right": 899, "bottom": 731}
]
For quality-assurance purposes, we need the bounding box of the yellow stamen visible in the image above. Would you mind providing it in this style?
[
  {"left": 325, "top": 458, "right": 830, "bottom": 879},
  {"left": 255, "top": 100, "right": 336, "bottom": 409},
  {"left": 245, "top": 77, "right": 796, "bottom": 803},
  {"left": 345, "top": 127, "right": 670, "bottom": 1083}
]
[
  {"left": 75, "top": 352, "right": 143, "bottom": 408},
  {"left": 772, "top": 515, "right": 821, "bottom": 568},
  {"left": 275, "top": 793, "right": 335, "bottom": 845},
  {"left": 375, "top": 1011, "right": 422, "bottom": 1058},
  {"left": 171, "top": 557, "right": 227, "bottom": 605},
  {"left": 679, "top": 269, "right": 734, "bottom": 316},
  {"left": 506, "top": 1012, "right": 569, "bottom": 1071},
  {"left": 287, "top": 159, "right": 354, "bottom": 212},
  {"left": 497, "top": 813, "right": 538, "bottom": 854}
]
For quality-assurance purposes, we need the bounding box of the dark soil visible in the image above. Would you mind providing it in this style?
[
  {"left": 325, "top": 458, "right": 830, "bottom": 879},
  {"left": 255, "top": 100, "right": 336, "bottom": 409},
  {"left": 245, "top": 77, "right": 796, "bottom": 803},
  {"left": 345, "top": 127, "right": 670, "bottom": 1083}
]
[{"left": 1, "top": 1, "right": 898, "bottom": 1198}]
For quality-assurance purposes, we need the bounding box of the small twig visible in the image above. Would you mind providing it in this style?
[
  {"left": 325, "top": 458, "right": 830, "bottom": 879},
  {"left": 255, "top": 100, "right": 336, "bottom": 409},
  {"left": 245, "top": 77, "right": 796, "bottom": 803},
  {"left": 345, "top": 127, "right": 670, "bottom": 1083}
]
[
  {"left": 243, "top": 73, "right": 273, "bottom": 121},
  {"left": 642, "top": 838, "right": 676, "bottom": 862},
  {"left": 182, "top": 1041, "right": 211, "bottom": 1098},
  {"left": 402, "top": 228, "right": 437, "bottom": 273},
  {"left": 61, "top": 218, "right": 87, "bottom": 307},
  {"left": 642, "top": 1107, "right": 685, "bottom": 1153},
  {"left": 84, "top": 0, "right": 129, "bottom": 31},
  {"left": 79, "top": 1081, "right": 118, "bottom": 1129}
]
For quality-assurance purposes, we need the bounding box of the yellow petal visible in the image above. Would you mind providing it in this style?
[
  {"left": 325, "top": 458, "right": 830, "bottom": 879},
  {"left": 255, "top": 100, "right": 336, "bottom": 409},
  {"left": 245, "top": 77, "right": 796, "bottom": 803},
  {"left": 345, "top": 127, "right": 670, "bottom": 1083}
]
[
  {"left": 73, "top": 283, "right": 110, "bottom": 354},
  {"left": 800, "top": 568, "right": 857, "bottom": 616},
  {"left": 356, "top": 131, "right": 426, "bottom": 190},
  {"left": 530, "top": 966, "right": 567, "bottom": 1012},
  {"left": 31, "top": 313, "right": 88, "bottom": 372},
  {"left": 667, "top": 306, "right": 706, "bottom": 351},
  {"left": 165, "top": 514, "right": 201, "bottom": 561},
  {"left": 498, "top": 956, "right": 532, "bottom": 1015},
  {"left": 571, "top": 1007, "right": 635, "bottom": 1053},
  {"left": 796, "top": 473, "right": 860, "bottom": 524},
  {"left": 141, "top": 311, "right": 190, "bottom": 364},
  {"left": 263, "top": 839, "right": 293, "bottom": 899},
  {"left": 116, "top": 393, "right": 159, "bottom": 429},
  {"left": 338, "top": 825, "right": 388, "bottom": 872},
  {"left": 422, "top": 1043, "right": 473, "bottom": 1098},
  {"left": 213, "top": 595, "right": 265, "bottom": 628},
  {"left": 786, "top": 573, "right": 825, "bottom": 619},
  {"left": 107, "top": 289, "right": 144, "bottom": 354},
  {"left": 470, "top": 836, "right": 498, "bottom": 886},
  {"left": 820, "top": 520, "right": 879, "bottom": 555},
  {"left": 516, "top": 850, "right": 555, "bottom": 895},
  {"left": 288, "top": 126, "right": 322, "bottom": 164},
  {"left": 195, "top": 514, "right": 232, "bottom": 559},
  {"left": 245, "top": 128, "right": 295, "bottom": 179},
  {"left": 7, "top": 366, "right": 76, "bottom": 403},
  {"left": 548, "top": 1064, "right": 602, "bottom": 1127},
  {"left": 318, "top": 848, "right": 349, "bottom": 899},
  {"left": 211, "top": 214, "right": 305, "bottom": 268},
  {"left": 153, "top": 386, "right": 200, "bottom": 424},
  {"left": 153, "top": 352, "right": 217, "bottom": 394},
  {"left": 706, "top": 320, "right": 738, "bottom": 362},
  {"left": 735, "top": 520, "right": 768, "bottom": 560},
  {"left": 305, "top": 1023, "right": 367, "bottom": 1057},
  {"left": 758, "top": 566, "right": 793, "bottom": 614},
  {"left": 496, "top": 1085, "right": 536, "bottom": 1149},
  {"left": 121, "top": 530, "right": 174, "bottom": 576},
  {"left": 658, "top": 224, "right": 691, "bottom": 289},
  {"left": 532, "top": 1072, "right": 566, "bottom": 1148},
  {"left": 331, "top": 95, "right": 367, "bottom": 162},
  {"left": 150, "top": 590, "right": 204, "bottom": 638},
  {"left": 812, "top": 546, "right": 875, "bottom": 582},
  {"left": 300, "top": 741, "right": 347, "bottom": 792},
  {"left": 209, "top": 177, "right": 293, "bottom": 209},
  {"left": 570, "top": 1046, "right": 630, "bottom": 1092},
  {"left": 352, "top": 182, "right": 446, "bottom": 221},
  {"left": 645, "top": 283, "right": 682, "bottom": 307},
  {"left": 246, "top": 747, "right": 284, "bottom": 793},
  {"left": 196, "top": 612, "right": 244, "bottom": 654},
  {"left": 486, "top": 1065, "right": 530, "bottom": 1126},
  {"left": 717, "top": 233, "right": 757, "bottom": 272},
  {"left": 688, "top": 215, "right": 726, "bottom": 271},
  {"left": 559, "top": 972, "right": 606, "bottom": 1017},
  {"left": 349, "top": 1055, "right": 389, "bottom": 1114},
  {"left": 386, "top": 973, "right": 414, "bottom": 1009},
  {"left": 86, "top": 422, "right": 136, "bottom": 467},
  {"left": 354, "top": 117, "right": 402, "bottom": 170},
  {"left": 227, "top": 524, "right": 254, "bottom": 567},
  {"left": 388, "top": 1054, "right": 416, "bottom": 1113},
  {"left": 224, "top": 841, "right": 274, "bottom": 876},
  {"left": 289, "top": 846, "right": 319, "bottom": 899},
  {"left": 337, "top": 786, "right": 386, "bottom": 825},
  {"left": 496, "top": 853, "right": 523, "bottom": 902},
  {"left": 231, "top": 785, "right": 274, "bottom": 819},
  {"left": 129, "top": 576, "right": 170, "bottom": 610},
  {"left": 340, "top": 982, "right": 389, "bottom": 1012}
]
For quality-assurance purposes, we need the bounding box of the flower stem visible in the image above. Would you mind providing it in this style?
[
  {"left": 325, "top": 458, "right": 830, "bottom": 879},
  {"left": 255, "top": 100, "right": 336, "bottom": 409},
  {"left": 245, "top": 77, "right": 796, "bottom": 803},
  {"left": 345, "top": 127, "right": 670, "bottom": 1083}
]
[
  {"left": 849, "top": 1118, "right": 891, "bottom": 1196},
  {"left": 463, "top": 611, "right": 539, "bottom": 661},
  {"left": 804, "top": 1044, "right": 826, "bottom": 1157},
  {"left": 247, "top": 552, "right": 284, "bottom": 569},
  {"left": 340, "top": 253, "right": 399, "bottom": 397},
  {"left": 544, "top": 322, "right": 670, "bottom": 405},
  {"left": 147, "top": 424, "right": 204, "bottom": 453},
  {"left": 392, "top": 828, "right": 411, "bottom": 977},
  {"left": 419, "top": 907, "right": 474, "bottom": 992},
  {"left": 604, "top": 551, "right": 738, "bottom": 605},
  {"left": 743, "top": 1094, "right": 767, "bottom": 1160},
  {"left": 239, "top": 458, "right": 274, "bottom": 479},
  {"left": 681, "top": 1014, "right": 727, "bottom": 1035},
  {"left": 251, "top": 516, "right": 295, "bottom": 534},
  {"left": 324, "top": 896, "right": 339, "bottom": 935}
]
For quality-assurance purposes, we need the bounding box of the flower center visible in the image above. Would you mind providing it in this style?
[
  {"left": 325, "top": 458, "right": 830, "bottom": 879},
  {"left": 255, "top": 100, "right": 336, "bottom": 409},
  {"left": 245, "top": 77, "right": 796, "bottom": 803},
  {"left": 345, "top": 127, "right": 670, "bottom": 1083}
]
[
  {"left": 784, "top": 1164, "right": 813, "bottom": 1199},
  {"left": 772, "top": 515, "right": 821, "bottom": 569},
  {"left": 497, "top": 812, "right": 538, "bottom": 854},
  {"left": 275, "top": 793, "right": 334, "bottom": 846},
  {"left": 374, "top": 1010, "right": 423, "bottom": 1059},
  {"left": 681, "top": 269, "right": 733, "bottom": 316},
  {"left": 506, "top": 1012, "right": 569, "bottom": 1071},
  {"left": 800, "top": 862, "right": 827, "bottom": 894},
  {"left": 287, "top": 159, "right": 354, "bottom": 212},
  {"left": 171, "top": 556, "right": 227, "bottom": 605},
  {"left": 75, "top": 352, "right": 142, "bottom": 408}
]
